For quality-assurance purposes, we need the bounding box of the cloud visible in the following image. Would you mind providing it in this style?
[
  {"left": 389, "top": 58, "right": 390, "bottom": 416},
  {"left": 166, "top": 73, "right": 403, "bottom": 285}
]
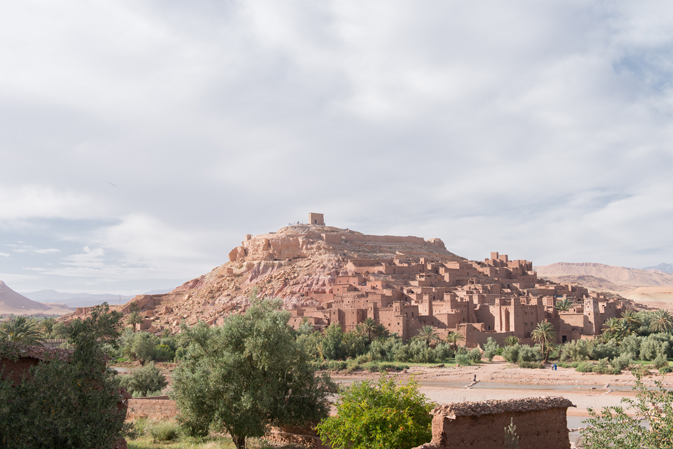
[
  {"left": 0, "top": 1, "right": 673, "bottom": 292},
  {"left": 0, "top": 252, "right": 9, "bottom": 257},
  {"left": 6, "top": 244, "right": 61, "bottom": 255}
]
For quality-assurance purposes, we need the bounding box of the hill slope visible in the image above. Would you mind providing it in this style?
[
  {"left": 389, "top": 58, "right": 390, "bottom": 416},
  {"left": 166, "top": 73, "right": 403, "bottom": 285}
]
[
  {"left": 535, "top": 262, "right": 673, "bottom": 290},
  {"left": 0, "top": 281, "right": 72, "bottom": 315}
]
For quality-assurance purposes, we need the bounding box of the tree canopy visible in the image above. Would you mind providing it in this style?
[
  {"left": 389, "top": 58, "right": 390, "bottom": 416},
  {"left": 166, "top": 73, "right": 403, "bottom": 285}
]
[
  {"left": 171, "top": 297, "right": 337, "bottom": 449},
  {"left": 316, "top": 375, "right": 434, "bottom": 449}
]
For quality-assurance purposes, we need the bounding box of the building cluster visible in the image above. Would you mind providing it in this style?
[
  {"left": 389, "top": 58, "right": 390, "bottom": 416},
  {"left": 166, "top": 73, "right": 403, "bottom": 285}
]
[{"left": 290, "top": 251, "right": 624, "bottom": 347}]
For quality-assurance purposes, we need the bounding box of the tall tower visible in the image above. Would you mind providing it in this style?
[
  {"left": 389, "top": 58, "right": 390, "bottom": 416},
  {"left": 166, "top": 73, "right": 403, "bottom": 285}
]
[{"left": 308, "top": 213, "right": 325, "bottom": 225}]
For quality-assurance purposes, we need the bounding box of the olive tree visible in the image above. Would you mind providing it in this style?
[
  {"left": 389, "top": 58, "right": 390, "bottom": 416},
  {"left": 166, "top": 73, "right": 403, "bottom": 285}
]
[{"left": 171, "top": 297, "right": 337, "bottom": 449}]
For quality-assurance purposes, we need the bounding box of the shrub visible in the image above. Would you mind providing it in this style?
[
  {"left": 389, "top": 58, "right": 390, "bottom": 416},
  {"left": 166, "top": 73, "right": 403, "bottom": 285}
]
[
  {"left": 154, "top": 344, "right": 175, "bottom": 362},
  {"left": 149, "top": 420, "right": 181, "bottom": 442},
  {"left": 518, "top": 361, "right": 544, "bottom": 369},
  {"left": 483, "top": 337, "right": 499, "bottom": 361},
  {"left": 659, "top": 366, "right": 673, "bottom": 374},
  {"left": 119, "top": 362, "right": 168, "bottom": 397},
  {"left": 517, "top": 345, "right": 540, "bottom": 363},
  {"left": 581, "top": 376, "right": 673, "bottom": 448},
  {"left": 468, "top": 348, "right": 482, "bottom": 363},
  {"left": 654, "top": 354, "right": 668, "bottom": 369},
  {"left": 455, "top": 354, "right": 471, "bottom": 366},
  {"left": 575, "top": 362, "right": 593, "bottom": 373},
  {"left": 593, "top": 358, "right": 612, "bottom": 374},
  {"left": 316, "top": 375, "right": 434, "bottom": 449},
  {"left": 502, "top": 344, "right": 520, "bottom": 363}
]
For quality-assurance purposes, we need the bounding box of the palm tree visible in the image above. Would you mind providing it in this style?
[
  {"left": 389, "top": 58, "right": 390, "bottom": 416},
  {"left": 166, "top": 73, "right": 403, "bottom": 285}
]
[
  {"left": 0, "top": 316, "right": 45, "bottom": 346},
  {"left": 445, "top": 331, "right": 465, "bottom": 351},
  {"left": 650, "top": 309, "right": 673, "bottom": 333},
  {"left": 414, "top": 325, "right": 440, "bottom": 346},
  {"left": 601, "top": 317, "right": 627, "bottom": 342},
  {"left": 555, "top": 298, "right": 572, "bottom": 312},
  {"left": 531, "top": 321, "right": 556, "bottom": 362},
  {"left": 373, "top": 323, "right": 390, "bottom": 340},
  {"left": 127, "top": 311, "right": 143, "bottom": 333},
  {"left": 357, "top": 318, "right": 378, "bottom": 343},
  {"left": 621, "top": 309, "right": 642, "bottom": 333},
  {"left": 504, "top": 335, "right": 520, "bottom": 347}
]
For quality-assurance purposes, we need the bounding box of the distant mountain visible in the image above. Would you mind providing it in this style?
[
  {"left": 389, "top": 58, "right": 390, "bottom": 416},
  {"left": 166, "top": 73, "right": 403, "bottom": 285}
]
[
  {"left": 20, "top": 289, "right": 171, "bottom": 308},
  {"left": 0, "top": 281, "right": 72, "bottom": 316},
  {"left": 535, "top": 262, "right": 673, "bottom": 289},
  {"left": 643, "top": 263, "right": 673, "bottom": 274}
]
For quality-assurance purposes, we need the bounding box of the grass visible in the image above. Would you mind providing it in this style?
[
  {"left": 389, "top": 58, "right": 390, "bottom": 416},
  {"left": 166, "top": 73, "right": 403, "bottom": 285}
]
[{"left": 127, "top": 419, "right": 304, "bottom": 449}]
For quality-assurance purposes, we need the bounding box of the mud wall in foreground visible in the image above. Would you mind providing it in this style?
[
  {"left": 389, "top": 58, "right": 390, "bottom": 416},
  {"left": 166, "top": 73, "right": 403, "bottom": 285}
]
[{"left": 415, "top": 397, "right": 573, "bottom": 449}]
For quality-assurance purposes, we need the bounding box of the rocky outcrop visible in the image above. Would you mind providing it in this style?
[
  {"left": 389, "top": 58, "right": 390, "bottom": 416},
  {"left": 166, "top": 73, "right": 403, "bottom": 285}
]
[{"left": 62, "top": 224, "right": 460, "bottom": 334}]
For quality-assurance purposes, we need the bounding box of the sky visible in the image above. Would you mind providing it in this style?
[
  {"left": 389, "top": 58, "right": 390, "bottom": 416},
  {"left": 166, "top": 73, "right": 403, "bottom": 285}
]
[{"left": 0, "top": 0, "right": 672, "bottom": 294}]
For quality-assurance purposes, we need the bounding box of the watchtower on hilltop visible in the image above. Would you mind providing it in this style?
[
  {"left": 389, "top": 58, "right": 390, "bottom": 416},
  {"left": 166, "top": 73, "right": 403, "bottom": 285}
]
[{"left": 308, "top": 213, "right": 325, "bottom": 225}]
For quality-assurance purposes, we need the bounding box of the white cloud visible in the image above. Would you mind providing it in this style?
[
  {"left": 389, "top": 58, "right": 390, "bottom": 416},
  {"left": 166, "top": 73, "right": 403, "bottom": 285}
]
[
  {"left": 0, "top": 252, "right": 9, "bottom": 257},
  {"left": 0, "top": 1, "right": 673, "bottom": 291}
]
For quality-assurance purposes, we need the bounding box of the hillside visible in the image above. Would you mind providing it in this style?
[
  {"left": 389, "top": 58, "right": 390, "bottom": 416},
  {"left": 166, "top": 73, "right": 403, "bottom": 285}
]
[
  {"left": 535, "top": 262, "right": 673, "bottom": 309},
  {"left": 535, "top": 262, "right": 673, "bottom": 290},
  {"left": 66, "top": 222, "right": 463, "bottom": 330},
  {"left": 0, "top": 281, "right": 72, "bottom": 316}
]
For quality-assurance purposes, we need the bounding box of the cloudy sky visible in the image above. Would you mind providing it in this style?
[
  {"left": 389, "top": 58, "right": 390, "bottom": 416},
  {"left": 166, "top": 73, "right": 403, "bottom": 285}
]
[{"left": 1, "top": 1, "right": 672, "bottom": 294}]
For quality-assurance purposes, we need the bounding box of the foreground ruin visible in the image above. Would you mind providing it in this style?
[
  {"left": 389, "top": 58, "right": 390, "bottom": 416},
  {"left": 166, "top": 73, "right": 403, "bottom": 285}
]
[
  {"left": 68, "top": 213, "right": 626, "bottom": 345},
  {"left": 414, "top": 397, "right": 574, "bottom": 449}
]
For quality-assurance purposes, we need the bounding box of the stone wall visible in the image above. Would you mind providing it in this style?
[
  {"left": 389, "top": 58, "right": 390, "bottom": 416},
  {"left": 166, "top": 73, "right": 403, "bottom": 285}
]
[
  {"left": 414, "top": 397, "right": 574, "bottom": 449},
  {"left": 126, "top": 397, "right": 178, "bottom": 420}
]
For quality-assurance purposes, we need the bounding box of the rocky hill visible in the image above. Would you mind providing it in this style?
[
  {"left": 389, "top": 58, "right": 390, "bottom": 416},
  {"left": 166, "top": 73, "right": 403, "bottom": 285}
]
[
  {"left": 0, "top": 281, "right": 72, "bottom": 316},
  {"left": 65, "top": 223, "right": 462, "bottom": 331}
]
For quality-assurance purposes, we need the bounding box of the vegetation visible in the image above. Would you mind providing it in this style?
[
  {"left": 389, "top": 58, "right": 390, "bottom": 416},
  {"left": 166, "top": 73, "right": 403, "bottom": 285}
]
[
  {"left": 0, "top": 303, "right": 129, "bottom": 448},
  {"left": 171, "top": 297, "right": 337, "bottom": 449},
  {"left": 531, "top": 320, "right": 556, "bottom": 362},
  {"left": 0, "top": 316, "right": 45, "bottom": 346},
  {"left": 119, "top": 362, "right": 168, "bottom": 397},
  {"left": 316, "top": 375, "right": 434, "bottom": 449},
  {"left": 581, "top": 376, "right": 673, "bottom": 448},
  {"left": 555, "top": 298, "right": 572, "bottom": 312}
]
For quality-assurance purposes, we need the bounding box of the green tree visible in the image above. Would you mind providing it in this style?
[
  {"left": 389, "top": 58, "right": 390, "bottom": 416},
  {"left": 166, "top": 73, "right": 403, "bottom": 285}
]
[
  {"left": 320, "top": 323, "right": 344, "bottom": 360},
  {"left": 0, "top": 316, "right": 44, "bottom": 346},
  {"left": 127, "top": 311, "right": 143, "bottom": 333},
  {"left": 171, "top": 297, "right": 337, "bottom": 449},
  {"left": 119, "top": 361, "right": 167, "bottom": 397},
  {"left": 555, "top": 298, "right": 572, "bottom": 312},
  {"left": 0, "top": 303, "right": 128, "bottom": 448},
  {"left": 357, "top": 318, "right": 378, "bottom": 343},
  {"left": 621, "top": 309, "right": 642, "bottom": 333},
  {"left": 504, "top": 335, "right": 520, "bottom": 347},
  {"left": 650, "top": 309, "right": 673, "bottom": 333},
  {"left": 414, "top": 325, "right": 440, "bottom": 346},
  {"left": 531, "top": 321, "right": 556, "bottom": 362},
  {"left": 581, "top": 376, "right": 673, "bottom": 448},
  {"left": 445, "top": 331, "right": 465, "bottom": 351},
  {"left": 316, "top": 375, "right": 434, "bottom": 449}
]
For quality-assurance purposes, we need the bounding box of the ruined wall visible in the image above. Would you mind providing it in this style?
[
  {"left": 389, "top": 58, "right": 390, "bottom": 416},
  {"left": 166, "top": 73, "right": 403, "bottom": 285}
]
[
  {"left": 126, "top": 397, "right": 178, "bottom": 421},
  {"left": 414, "top": 398, "right": 572, "bottom": 449}
]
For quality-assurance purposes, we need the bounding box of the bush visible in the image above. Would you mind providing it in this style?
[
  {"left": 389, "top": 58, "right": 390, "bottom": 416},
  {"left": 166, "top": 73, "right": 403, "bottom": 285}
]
[
  {"left": 654, "top": 354, "right": 668, "bottom": 369},
  {"left": 575, "top": 362, "right": 593, "bottom": 373},
  {"left": 483, "top": 337, "right": 499, "bottom": 361},
  {"left": 517, "top": 345, "right": 540, "bottom": 363},
  {"left": 659, "top": 365, "right": 673, "bottom": 374},
  {"left": 468, "top": 348, "right": 482, "bottom": 363},
  {"left": 519, "top": 361, "right": 544, "bottom": 369},
  {"left": 316, "top": 375, "right": 434, "bottom": 449},
  {"left": 154, "top": 344, "right": 175, "bottom": 362},
  {"left": 502, "top": 344, "right": 520, "bottom": 363},
  {"left": 149, "top": 420, "right": 181, "bottom": 442},
  {"left": 593, "top": 358, "right": 612, "bottom": 374},
  {"left": 455, "top": 354, "right": 471, "bottom": 366},
  {"left": 119, "top": 362, "right": 168, "bottom": 397}
]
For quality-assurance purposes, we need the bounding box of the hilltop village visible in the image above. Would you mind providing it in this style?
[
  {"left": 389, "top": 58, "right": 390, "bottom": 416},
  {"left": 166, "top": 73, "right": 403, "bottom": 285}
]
[
  {"left": 289, "top": 250, "right": 623, "bottom": 346},
  {"left": 70, "top": 214, "right": 625, "bottom": 346}
]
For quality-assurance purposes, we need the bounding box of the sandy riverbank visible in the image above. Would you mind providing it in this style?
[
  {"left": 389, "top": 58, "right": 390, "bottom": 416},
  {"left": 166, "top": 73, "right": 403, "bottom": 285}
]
[{"left": 331, "top": 360, "right": 669, "bottom": 416}]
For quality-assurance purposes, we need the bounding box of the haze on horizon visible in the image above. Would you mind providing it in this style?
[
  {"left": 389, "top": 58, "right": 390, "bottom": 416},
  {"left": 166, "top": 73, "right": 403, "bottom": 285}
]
[{"left": 0, "top": 1, "right": 672, "bottom": 295}]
